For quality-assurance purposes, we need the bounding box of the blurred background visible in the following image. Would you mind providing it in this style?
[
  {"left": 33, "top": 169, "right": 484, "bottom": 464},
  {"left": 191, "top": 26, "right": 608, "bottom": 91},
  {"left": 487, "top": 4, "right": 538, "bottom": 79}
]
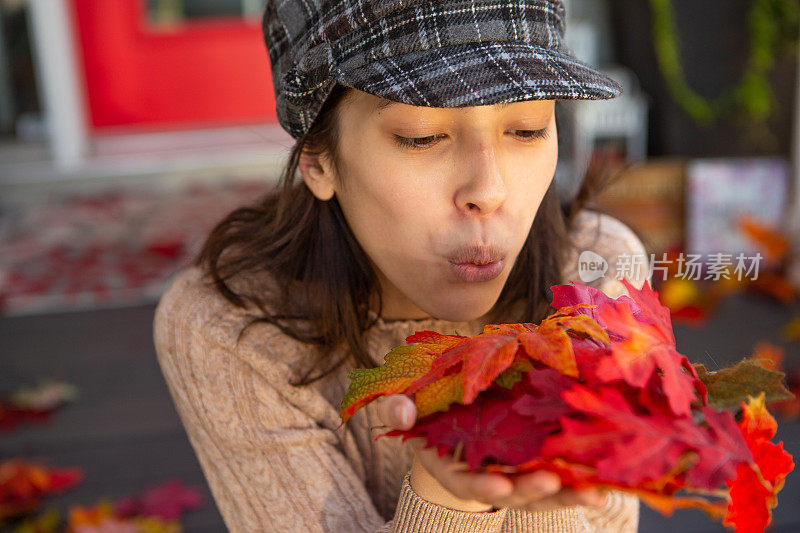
[{"left": 1, "top": 0, "right": 800, "bottom": 531}]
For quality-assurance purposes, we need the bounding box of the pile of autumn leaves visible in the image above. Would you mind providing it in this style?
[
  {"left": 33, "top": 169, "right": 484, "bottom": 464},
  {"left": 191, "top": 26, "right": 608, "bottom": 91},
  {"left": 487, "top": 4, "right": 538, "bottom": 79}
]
[{"left": 339, "top": 279, "right": 796, "bottom": 533}]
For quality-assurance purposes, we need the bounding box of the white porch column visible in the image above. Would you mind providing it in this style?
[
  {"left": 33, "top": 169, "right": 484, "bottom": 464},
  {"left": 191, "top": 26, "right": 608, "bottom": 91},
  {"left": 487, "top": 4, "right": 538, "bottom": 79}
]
[{"left": 27, "top": 0, "right": 89, "bottom": 170}]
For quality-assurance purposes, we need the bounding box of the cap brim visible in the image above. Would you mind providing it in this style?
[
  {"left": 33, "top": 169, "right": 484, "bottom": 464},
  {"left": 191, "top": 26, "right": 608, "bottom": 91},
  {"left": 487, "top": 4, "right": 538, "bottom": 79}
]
[{"left": 335, "top": 41, "right": 622, "bottom": 107}]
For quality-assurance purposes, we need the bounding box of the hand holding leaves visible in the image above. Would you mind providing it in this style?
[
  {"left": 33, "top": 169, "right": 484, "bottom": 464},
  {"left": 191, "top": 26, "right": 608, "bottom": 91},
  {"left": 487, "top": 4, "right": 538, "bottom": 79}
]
[
  {"left": 371, "top": 393, "right": 609, "bottom": 512},
  {"left": 340, "top": 279, "right": 795, "bottom": 532}
]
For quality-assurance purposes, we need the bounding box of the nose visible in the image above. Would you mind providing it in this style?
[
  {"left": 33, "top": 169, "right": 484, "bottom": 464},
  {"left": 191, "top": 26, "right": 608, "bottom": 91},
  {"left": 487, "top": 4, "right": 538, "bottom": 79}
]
[{"left": 454, "top": 138, "right": 508, "bottom": 216}]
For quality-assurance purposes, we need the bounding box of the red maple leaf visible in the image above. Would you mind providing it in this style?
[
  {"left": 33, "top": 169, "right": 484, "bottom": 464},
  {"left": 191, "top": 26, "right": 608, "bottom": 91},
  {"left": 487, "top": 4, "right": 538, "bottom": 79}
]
[
  {"left": 385, "top": 383, "right": 561, "bottom": 471},
  {"left": 723, "top": 392, "right": 795, "bottom": 532}
]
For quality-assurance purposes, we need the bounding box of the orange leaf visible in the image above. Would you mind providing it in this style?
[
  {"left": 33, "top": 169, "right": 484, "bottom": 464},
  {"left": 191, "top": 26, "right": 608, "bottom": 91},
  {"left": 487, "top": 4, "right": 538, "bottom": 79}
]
[
  {"left": 407, "top": 333, "right": 519, "bottom": 405},
  {"left": 339, "top": 313, "right": 609, "bottom": 425},
  {"left": 338, "top": 331, "right": 468, "bottom": 427},
  {"left": 737, "top": 215, "right": 790, "bottom": 266}
]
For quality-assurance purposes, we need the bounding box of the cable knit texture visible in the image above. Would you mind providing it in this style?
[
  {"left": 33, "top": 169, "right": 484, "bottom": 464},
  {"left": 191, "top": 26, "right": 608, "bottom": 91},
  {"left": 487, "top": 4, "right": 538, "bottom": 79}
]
[{"left": 153, "top": 209, "right": 649, "bottom": 532}]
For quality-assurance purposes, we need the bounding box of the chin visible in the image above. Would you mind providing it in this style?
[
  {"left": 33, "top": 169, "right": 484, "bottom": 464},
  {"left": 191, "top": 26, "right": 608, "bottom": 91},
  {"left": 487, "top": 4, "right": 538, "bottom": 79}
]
[{"left": 426, "top": 298, "right": 497, "bottom": 324}]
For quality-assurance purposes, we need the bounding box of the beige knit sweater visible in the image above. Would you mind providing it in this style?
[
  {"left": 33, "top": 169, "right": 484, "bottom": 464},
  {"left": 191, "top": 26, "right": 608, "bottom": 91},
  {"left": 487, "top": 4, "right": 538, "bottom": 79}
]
[{"left": 153, "top": 209, "right": 651, "bottom": 532}]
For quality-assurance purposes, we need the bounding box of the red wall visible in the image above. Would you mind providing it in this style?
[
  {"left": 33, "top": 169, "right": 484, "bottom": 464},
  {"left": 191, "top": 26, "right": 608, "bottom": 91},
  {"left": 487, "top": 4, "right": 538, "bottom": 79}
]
[{"left": 70, "top": 0, "right": 276, "bottom": 131}]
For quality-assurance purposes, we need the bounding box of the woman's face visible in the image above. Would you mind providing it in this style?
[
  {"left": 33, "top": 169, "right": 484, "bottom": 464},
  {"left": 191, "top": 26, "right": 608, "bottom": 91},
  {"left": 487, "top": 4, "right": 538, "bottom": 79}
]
[{"left": 300, "top": 88, "right": 558, "bottom": 322}]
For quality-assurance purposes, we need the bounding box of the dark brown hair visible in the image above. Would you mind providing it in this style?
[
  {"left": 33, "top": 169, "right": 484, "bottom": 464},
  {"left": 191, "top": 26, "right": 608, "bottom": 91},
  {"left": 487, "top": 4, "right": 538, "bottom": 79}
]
[{"left": 193, "top": 83, "right": 621, "bottom": 387}]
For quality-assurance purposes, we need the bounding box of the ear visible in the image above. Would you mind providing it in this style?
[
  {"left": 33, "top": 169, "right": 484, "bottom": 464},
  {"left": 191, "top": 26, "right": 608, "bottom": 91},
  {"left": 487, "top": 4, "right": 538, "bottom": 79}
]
[{"left": 298, "top": 147, "right": 336, "bottom": 201}]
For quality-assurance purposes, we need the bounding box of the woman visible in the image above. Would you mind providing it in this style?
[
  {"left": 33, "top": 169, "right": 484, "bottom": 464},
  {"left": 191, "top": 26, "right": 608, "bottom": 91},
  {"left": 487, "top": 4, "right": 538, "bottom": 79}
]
[{"left": 153, "top": 0, "right": 649, "bottom": 531}]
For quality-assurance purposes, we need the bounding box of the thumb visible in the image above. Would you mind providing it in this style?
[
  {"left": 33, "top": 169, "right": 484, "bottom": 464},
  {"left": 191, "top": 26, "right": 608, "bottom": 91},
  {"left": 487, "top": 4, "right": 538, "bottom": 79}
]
[{"left": 377, "top": 394, "right": 417, "bottom": 430}]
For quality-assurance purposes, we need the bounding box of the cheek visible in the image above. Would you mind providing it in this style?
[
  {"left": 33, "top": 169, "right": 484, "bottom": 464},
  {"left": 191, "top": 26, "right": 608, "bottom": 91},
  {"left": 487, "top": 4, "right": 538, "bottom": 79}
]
[
  {"left": 508, "top": 144, "right": 558, "bottom": 213},
  {"left": 359, "top": 138, "right": 441, "bottom": 209},
  {"left": 343, "top": 184, "right": 442, "bottom": 312},
  {"left": 337, "top": 152, "right": 437, "bottom": 268}
]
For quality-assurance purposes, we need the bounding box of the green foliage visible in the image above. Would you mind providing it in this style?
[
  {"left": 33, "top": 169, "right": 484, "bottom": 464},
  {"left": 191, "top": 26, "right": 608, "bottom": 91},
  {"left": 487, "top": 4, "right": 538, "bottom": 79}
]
[{"left": 649, "top": 0, "right": 799, "bottom": 129}]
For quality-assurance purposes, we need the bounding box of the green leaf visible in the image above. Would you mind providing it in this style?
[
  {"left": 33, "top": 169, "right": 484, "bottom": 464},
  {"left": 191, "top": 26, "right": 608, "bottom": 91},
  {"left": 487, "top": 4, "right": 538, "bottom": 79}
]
[{"left": 693, "top": 357, "right": 796, "bottom": 412}]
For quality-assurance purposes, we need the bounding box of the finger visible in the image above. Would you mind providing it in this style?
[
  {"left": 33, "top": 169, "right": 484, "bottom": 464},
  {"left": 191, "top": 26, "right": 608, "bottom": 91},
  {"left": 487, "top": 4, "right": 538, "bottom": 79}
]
[
  {"left": 467, "top": 472, "right": 515, "bottom": 503},
  {"left": 376, "top": 394, "right": 416, "bottom": 430},
  {"left": 514, "top": 470, "right": 561, "bottom": 496},
  {"left": 514, "top": 475, "right": 606, "bottom": 507},
  {"left": 441, "top": 467, "right": 514, "bottom": 503},
  {"left": 484, "top": 471, "right": 561, "bottom": 509},
  {"left": 573, "top": 487, "right": 608, "bottom": 508}
]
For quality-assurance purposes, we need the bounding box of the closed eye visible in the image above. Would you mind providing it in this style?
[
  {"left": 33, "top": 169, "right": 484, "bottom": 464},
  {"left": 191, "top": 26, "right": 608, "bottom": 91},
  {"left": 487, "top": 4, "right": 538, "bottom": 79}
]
[
  {"left": 392, "top": 134, "right": 443, "bottom": 150},
  {"left": 392, "top": 127, "right": 550, "bottom": 151},
  {"left": 510, "top": 128, "right": 550, "bottom": 142}
]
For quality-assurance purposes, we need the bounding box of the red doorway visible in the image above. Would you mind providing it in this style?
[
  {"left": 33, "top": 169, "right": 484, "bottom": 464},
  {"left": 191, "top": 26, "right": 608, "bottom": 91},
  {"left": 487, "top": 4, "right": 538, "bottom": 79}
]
[{"left": 70, "top": 0, "right": 276, "bottom": 132}]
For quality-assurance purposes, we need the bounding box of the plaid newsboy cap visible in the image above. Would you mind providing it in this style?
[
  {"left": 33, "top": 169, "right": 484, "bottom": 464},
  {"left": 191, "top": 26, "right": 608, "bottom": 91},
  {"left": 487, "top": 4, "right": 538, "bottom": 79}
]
[{"left": 262, "top": 0, "right": 623, "bottom": 140}]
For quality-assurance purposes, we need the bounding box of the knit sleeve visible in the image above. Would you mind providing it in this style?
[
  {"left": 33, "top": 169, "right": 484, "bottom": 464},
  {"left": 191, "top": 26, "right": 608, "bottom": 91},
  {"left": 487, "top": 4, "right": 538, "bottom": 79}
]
[
  {"left": 592, "top": 212, "right": 652, "bottom": 298},
  {"left": 569, "top": 208, "right": 652, "bottom": 297},
  {"left": 152, "top": 269, "right": 393, "bottom": 533}
]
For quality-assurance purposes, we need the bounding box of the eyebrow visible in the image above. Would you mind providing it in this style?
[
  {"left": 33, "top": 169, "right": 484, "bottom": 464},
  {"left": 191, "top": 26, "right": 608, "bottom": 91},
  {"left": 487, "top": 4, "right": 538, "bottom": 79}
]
[{"left": 374, "top": 99, "right": 515, "bottom": 113}]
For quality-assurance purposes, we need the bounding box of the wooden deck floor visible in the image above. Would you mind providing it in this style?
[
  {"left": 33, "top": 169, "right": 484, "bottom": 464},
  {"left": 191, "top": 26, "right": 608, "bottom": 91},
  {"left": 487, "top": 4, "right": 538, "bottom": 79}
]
[
  {"left": 1, "top": 292, "right": 799, "bottom": 532},
  {"left": 0, "top": 303, "right": 225, "bottom": 531}
]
